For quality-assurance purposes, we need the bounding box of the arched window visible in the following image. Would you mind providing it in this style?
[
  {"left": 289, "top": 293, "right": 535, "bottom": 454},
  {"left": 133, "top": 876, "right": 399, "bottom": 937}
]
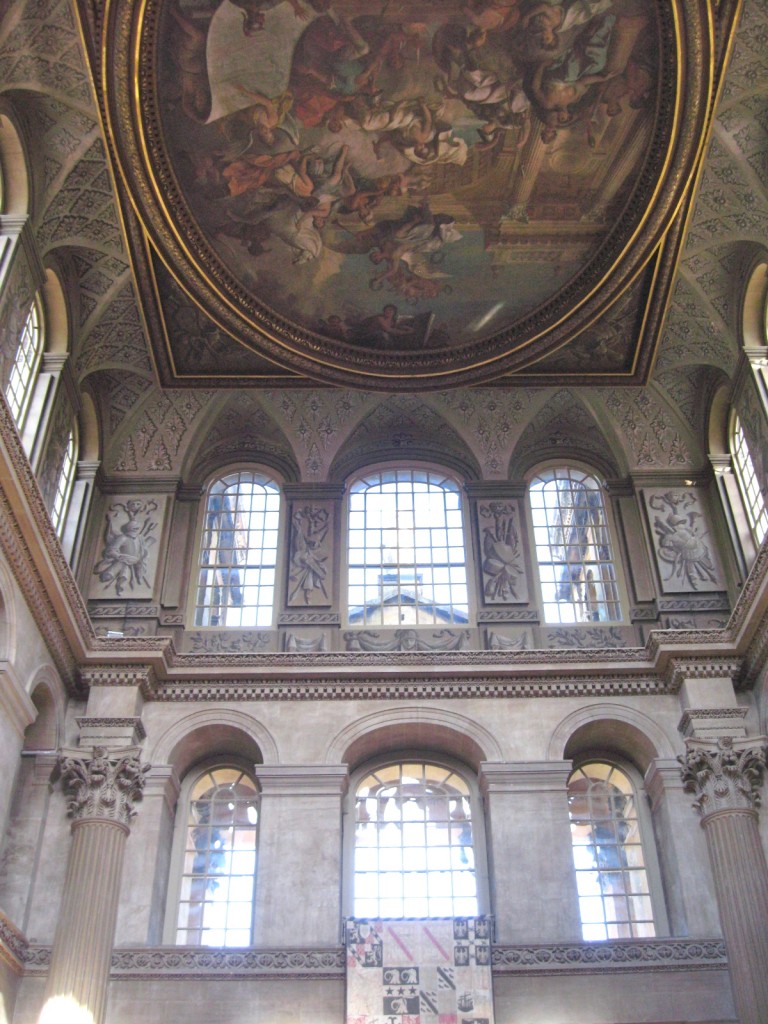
[
  {"left": 567, "top": 762, "right": 656, "bottom": 940},
  {"left": 5, "top": 297, "right": 43, "bottom": 432},
  {"left": 347, "top": 468, "right": 469, "bottom": 625},
  {"left": 730, "top": 414, "right": 768, "bottom": 545},
  {"left": 528, "top": 466, "right": 621, "bottom": 624},
  {"left": 194, "top": 469, "right": 281, "bottom": 628},
  {"left": 352, "top": 760, "right": 479, "bottom": 918},
  {"left": 171, "top": 764, "right": 260, "bottom": 947},
  {"left": 50, "top": 424, "right": 77, "bottom": 539}
]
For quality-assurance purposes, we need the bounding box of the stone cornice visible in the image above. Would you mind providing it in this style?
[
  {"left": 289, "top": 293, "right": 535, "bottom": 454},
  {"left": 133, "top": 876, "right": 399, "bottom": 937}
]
[
  {"left": 0, "top": 910, "right": 27, "bottom": 976},
  {"left": 20, "top": 939, "right": 728, "bottom": 979},
  {"left": 254, "top": 764, "right": 349, "bottom": 796},
  {"left": 479, "top": 761, "right": 573, "bottom": 794}
]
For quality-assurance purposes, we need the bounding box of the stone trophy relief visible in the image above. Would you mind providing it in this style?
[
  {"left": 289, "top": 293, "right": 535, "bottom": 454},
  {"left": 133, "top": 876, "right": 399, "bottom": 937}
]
[
  {"left": 643, "top": 489, "right": 725, "bottom": 595},
  {"left": 89, "top": 498, "right": 167, "bottom": 600},
  {"left": 105, "top": 0, "right": 707, "bottom": 388}
]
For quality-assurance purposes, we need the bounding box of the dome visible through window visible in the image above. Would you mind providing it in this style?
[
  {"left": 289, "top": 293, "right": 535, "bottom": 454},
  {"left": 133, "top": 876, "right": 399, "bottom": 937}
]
[{"left": 347, "top": 469, "right": 469, "bottom": 626}]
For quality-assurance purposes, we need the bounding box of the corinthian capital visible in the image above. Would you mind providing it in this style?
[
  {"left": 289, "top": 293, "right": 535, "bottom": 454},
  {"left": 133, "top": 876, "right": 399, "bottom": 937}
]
[
  {"left": 678, "top": 736, "right": 767, "bottom": 816},
  {"left": 54, "top": 746, "right": 150, "bottom": 826}
]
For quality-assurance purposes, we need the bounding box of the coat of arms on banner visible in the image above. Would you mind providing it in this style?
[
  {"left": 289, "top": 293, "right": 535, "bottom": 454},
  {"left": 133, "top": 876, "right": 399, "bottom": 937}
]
[{"left": 345, "top": 918, "right": 494, "bottom": 1024}]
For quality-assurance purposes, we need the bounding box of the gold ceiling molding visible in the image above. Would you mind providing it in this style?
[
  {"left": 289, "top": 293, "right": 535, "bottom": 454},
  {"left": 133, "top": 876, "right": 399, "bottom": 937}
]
[{"left": 86, "top": 0, "right": 728, "bottom": 389}]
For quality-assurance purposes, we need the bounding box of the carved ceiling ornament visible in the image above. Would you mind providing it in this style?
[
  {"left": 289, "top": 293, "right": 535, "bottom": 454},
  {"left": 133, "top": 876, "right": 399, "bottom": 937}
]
[
  {"left": 54, "top": 746, "right": 151, "bottom": 826},
  {"left": 96, "top": 0, "right": 717, "bottom": 389},
  {"left": 679, "top": 736, "right": 768, "bottom": 817}
]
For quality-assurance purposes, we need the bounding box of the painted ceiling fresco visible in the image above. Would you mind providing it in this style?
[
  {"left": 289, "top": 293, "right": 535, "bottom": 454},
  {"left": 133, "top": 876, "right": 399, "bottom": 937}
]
[{"left": 103, "top": 0, "right": 712, "bottom": 387}]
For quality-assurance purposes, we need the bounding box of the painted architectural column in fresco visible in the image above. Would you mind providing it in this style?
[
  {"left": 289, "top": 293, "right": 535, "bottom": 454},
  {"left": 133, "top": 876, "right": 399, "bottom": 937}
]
[
  {"left": 679, "top": 736, "right": 768, "bottom": 1024},
  {"left": 41, "top": 747, "right": 149, "bottom": 1024}
]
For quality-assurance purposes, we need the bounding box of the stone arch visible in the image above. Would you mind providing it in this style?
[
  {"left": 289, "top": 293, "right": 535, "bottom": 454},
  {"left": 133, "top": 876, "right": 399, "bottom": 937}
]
[
  {"left": 508, "top": 389, "right": 625, "bottom": 481},
  {"left": 739, "top": 250, "right": 768, "bottom": 355},
  {"left": 0, "top": 106, "right": 30, "bottom": 217},
  {"left": 547, "top": 703, "right": 677, "bottom": 774},
  {"left": 326, "top": 706, "right": 504, "bottom": 772},
  {"left": 329, "top": 395, "right": 481, "bottom": 484},
  {"left": 23, "top": 670, "right": 63, "bottom": 751},
  {"left": 148, "top": 708, "right": 279, "bottom": 776},
  {"left": 181, "top": 392, "right": 299, "bottom": 488},
  {"left": 40, "top": 265, "right": 70, "bottom": 355},
  {"left": 0, "top": 559, "right": 17, "bottom": 663}
]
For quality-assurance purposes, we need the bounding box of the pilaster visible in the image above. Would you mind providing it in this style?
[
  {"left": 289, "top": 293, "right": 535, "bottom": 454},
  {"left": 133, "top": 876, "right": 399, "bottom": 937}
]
[
  {"left": 479, "top": 761, "right": 581, "bottom": 943},
  {"left": 252, "top": 764, "right": 348, "bottom": 947}
]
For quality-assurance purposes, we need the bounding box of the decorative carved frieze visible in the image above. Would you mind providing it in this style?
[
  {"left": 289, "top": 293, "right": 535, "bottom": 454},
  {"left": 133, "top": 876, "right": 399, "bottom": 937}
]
[
  {"left": 153, "top": 673, "right": 666, "bottom": 702},
  {"left": 344, "top": 629, "right": 471, "bottom": 653},
  {"left": 491, "top": 938, "right": 727, "bottom": 974},
  {"left": 22, "top": 939, "right": 728, "bottom": 978},
  {"left": 278, "top": 612, "right": 341, "bottom": 625},
  {"left": 183, "top": 630, "right": 276, "bottom": 654},
  {"left": 678, "top": 707, "right": 749, "bottom": 740},
  {"left": 666, "top": 657, "right": 742, "bottom": 691},
  {"left": 679, "top": 737, "right": 768, "bottom": 815},
  {"left": 53, "top": 747, "right": 150, "bottom": 826},
  {"left": 0, "top": 910, "right": 27, "bottom": 975}
]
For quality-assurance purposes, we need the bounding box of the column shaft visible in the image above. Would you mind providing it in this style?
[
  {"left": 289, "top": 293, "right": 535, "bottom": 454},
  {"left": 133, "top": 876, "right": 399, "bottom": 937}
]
[
  {"left": 44, "top": 818, "right": 128, "bottom": 1024},
  {"left": 701, "top": 808, "right": 768, "bottom": 1024}
]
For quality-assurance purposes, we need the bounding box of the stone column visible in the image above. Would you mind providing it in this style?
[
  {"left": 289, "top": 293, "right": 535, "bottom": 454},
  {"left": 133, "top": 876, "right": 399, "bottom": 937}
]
[
  {"left": 479, "top": 761, "right": 582, "bottom": 943},
  {"left": 679, "top": 736, "right": 768, "bottom": 1024},
  {"left": 40, "top": 746, "right": 149, "bottom": 1024}
]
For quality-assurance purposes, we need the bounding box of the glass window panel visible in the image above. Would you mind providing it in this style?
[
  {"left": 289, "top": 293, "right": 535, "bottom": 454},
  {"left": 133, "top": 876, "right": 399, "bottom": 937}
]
[
  {"left": 5, "top": 299, "right": 43, "bottom": 432},
  {"left": 353, "top": 761, "right": 478, "bottom": 918},
  {"left": 175, "top": 766, "right": 259, "bottom": 946},
  {"left": 347, "top": 470, "right": 469, "bottom": 625},
  {"left": 529, "top": 467, "right": 622, "bottom": 624},
  {"left": 568, "top": 762, "right": 655, "bottom": 941}
]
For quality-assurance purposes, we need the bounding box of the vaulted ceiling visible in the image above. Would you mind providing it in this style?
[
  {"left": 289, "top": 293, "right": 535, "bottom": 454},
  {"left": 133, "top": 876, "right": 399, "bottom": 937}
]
[{"left": 1, "top": 0, "right": 766, "bottom": 481}]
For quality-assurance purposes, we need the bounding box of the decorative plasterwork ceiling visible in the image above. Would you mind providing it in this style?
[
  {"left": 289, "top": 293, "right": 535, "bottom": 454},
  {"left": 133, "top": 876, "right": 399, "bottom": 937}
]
[{"left": 89, "top": 0, "right": 725, "bottom": 390}]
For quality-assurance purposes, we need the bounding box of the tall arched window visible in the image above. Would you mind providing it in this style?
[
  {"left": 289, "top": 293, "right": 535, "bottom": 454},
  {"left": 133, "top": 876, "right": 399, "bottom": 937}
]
[
  {"left": 347, "top": 469, "right": 469, "bottom": 625},
  {"left": 194, "top": 469, "right": 281, "bottom": 628},
  {"left": 730, "top": 414, "right": 768, "bottom": 545},
  {"left": 567, "top": 762, "right": 656, "bottom": 940},
  {"left": 50, "top": 424, "right": 77, "bottom": 539},
  {"left": 171, "top": 764, "right": 260, "bottom": 947},
  {"left": 352, "top": 760, "right": 479, "bottom": 918},
  {"left": 5, "top": 297, "right": 43, "bottom": 432},
  {"left": 528, "top": 466, "right": 621, "bottom": 624}
]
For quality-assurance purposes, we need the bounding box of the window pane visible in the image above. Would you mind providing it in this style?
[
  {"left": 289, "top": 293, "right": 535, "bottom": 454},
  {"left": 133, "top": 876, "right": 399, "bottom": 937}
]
[
  {"left": 568, "top": 763, "right": 655, "bottom": 940},
  {"left": 194, "top": 471, "right": 280, "bottom": 627},
  {"left": 175, "top": 767, "right": 259, "bottom": 947},
  {"left": 353, "top": 761, "right": 478, "bottom": 918},
  {"left": 529, "top": 467, "right": 622, "bottom": 624},
  {"left": 731, "top": 415, "right": 768, "bottom": 544},
  {"left": 5, "top": 299, "right": 43, "bottom": 431},
  {"left": 51, "top": 427, "right": 77, "bottom": 538},
  {"left": 347, "top": 469, "right": 469, "bottom": 625}
]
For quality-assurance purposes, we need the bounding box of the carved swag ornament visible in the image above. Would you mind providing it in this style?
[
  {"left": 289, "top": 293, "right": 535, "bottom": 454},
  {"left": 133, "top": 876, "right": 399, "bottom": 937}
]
[
  {"left": 679, "top": 737, "right": 767, "bottom": 816},
  {"left": 54, "top": 746, "right": 150, "bottom": 826}
]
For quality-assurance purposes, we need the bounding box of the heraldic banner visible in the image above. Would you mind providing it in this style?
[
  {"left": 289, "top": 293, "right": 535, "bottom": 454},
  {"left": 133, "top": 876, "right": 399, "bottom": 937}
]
[{"left": 345, "top": 918, "right": 495, "bottom": 1024}]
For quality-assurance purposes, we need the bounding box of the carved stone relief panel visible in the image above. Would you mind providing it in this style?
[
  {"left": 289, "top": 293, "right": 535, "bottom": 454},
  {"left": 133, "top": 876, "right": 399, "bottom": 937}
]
[
  {"left": 344, "top": 629, "right": 472, "bottom": 653},
  {"left": 182, "top": 630, "right": 277, "bottom": 654},
  {"left": 287, "top": 501, "right": 334, "bottom": 608},
  {"left": 643, "top": 489, "right": 726, "bottom": 594},
  {"left": 476, "top": 500, "right": 528, "bottom": 605},
  {"left": 485, "top": 629, "right": 529, "bottom": 651},
  {"left": 88, "top": 496, "right": 168, "bottom": 600}
]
